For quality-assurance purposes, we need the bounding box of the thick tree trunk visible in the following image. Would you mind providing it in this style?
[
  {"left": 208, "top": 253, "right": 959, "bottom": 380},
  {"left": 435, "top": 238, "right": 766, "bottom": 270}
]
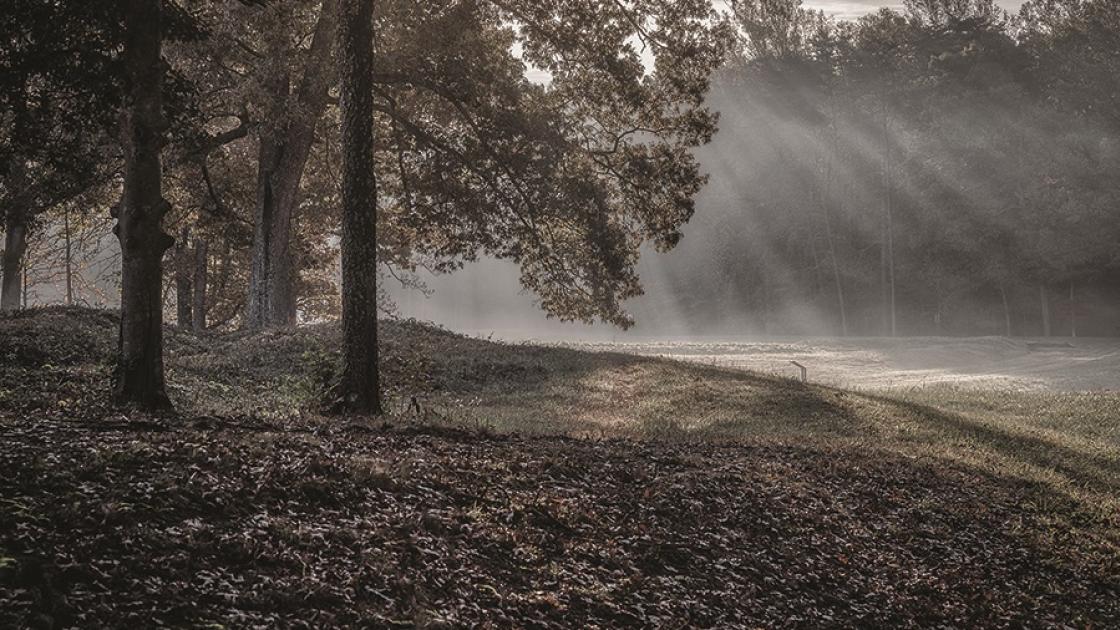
[
  {"left": 175, "top": 227, "right": 193, "bottom": 329},
  {"left": 1, "top": 210, "right": 28, "bottom": 312},
  {"left": 336, "top": 0, "right": 382, "bottom": 414},
  {"left": 245, "top": 1, "right": 339, "bottom": 330},
  {"left": 2, "top": 155, "right": 31, "bottom": 311},
  {"left": 193, "top": 238, "right": 208, "bottom": 332},
  {"left": 113, "top": 0, "right": 173, "bottom": 410}
]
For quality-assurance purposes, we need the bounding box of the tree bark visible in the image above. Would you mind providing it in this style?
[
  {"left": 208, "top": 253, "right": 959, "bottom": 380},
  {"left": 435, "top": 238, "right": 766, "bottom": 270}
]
[
  {"left": 1, "top": 209, "right": 28, "bottom": 312},
  {"left": 1, "top": 154, "right": 32, "bottom": 311},
  {"left": 193, "top": 238, "right": 208, "bottom": 332},
  {"left": 336, "top": 0, "right": 382, "bottom": 414},
  {"left": 63, "top": 207, "right": 73, "bottom": 306},
  {"left": 175, "top": 226, "right": 193, "bottom": 329},
  {"left": 113, "top": 0, "right": 173, "bottom": 410},
  {"left": 245, "top": 0, "right": 339, "bottom": 329}
]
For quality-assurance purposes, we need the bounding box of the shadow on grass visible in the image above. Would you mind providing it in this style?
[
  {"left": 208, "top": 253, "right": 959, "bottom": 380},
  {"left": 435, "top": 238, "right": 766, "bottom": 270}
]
[
  {"left": 6, "top": 308, "right": 1117, "bottom": 517},
  {"left": 857, "top": 391, "right": 1120, "bottom": 501}
]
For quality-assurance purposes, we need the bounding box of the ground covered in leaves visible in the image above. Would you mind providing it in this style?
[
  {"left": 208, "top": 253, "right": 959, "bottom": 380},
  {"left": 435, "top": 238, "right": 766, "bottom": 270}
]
[{"left": 1, "top": 308, "right": 1118, "bottom": 627}]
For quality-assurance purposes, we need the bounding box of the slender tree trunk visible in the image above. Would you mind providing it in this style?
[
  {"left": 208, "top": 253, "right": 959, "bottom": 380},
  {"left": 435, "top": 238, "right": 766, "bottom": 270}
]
[
  {"left": 820, "top": 101, "right": 847, "bottom": 337},
  {"left": 886, "top": 204, "right": 897, "bottom": 337},
  {"left": 1069, "top": 281, "right": 1077, "bottom": 338},
  {"left": 822, "top": 207, "right": 847, "bottom": 337},
  {"left": 881, "top": 112, "right": 897, "bottom": 337},
  {"left": 246, "top": 1, "right": 339, "bottom": 330},
  {"left": 336, "top": 0, "right": 382, "bottom": 414},
  {"left": 806, "top": 226, "right": 824, "bottom": 299},
  {"left": 175, "top": 226, "right": 193, "bottom": 329},
  {"left": 1, "top": 209, "right": 28, "bottom": 312},
  {"left": 64, "top": 207, "right": 74, "bottom": 306},
  {"left": 113, "top": 0, "right": 173, "bottom": 410},
  {"left": 999, "top": 282, "right": 1012, "bottom": 337},
  {"left": 1040, "top": 284, "right": 1051, "bottom": 337},
  {"left": 192, "top": 238, "right": 208, "bottom": 332},
  {"left": 818, "top": 147, "right": 847, "bottom": 336}
]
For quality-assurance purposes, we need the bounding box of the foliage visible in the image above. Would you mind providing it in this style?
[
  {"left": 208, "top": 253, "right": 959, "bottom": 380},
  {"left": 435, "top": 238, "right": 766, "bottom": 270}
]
[{"left": 640, "top": 0, "right": 1120, "bottom": 336}]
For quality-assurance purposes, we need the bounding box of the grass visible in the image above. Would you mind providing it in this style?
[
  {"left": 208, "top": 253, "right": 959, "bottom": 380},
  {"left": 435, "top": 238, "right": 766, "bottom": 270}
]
[
  {"left": 6, "top": 306, "right": 1119, "bottom": 526},
  {"left": 1, "top": 307, "right": 1118, "bottom": 626}
]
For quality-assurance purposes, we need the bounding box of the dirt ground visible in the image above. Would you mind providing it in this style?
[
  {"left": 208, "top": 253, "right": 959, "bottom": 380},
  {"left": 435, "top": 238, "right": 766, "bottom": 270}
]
[{"left": 569, "top": 336, "right": 1120, "bottom": 392}]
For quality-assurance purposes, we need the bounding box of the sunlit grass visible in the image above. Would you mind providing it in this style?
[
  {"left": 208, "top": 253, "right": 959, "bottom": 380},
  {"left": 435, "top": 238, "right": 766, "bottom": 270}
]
[
  {"left": 5, "top": 308, "right": 1117, "bottom": 543},
  {"left": 165, "top": 321, "right": 1120, "bottom": 531}
]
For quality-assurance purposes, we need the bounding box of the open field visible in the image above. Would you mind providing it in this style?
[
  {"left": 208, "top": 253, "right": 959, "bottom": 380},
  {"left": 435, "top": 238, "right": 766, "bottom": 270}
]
[
  {"left": 1, "top": 309, "right": 1118, "bottom": 626},
  {"left": 569, "top": 336, "right": 1120, "bottom": 392}
]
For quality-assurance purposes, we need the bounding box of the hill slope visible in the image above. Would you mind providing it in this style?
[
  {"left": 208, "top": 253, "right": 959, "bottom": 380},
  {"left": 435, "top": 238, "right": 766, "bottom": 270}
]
[{"left": 1, "top": 308, "right": 1117, "bottom": 627}]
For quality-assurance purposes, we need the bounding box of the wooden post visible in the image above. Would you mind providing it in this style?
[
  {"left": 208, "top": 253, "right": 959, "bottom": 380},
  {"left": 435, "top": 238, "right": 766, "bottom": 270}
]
[{"left": 790, "top": 361, "right": 808, "bottom": 383}]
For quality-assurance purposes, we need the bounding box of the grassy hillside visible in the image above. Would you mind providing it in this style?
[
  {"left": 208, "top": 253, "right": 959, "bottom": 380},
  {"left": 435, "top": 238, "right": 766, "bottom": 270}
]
[{"left": 1, "top": 308, "right": 1118, "bottom": 627}]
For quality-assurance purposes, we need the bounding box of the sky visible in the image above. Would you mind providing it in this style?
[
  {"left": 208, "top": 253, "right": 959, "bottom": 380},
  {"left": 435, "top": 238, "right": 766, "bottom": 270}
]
[{"left": 804, "top": 0, "right": 1026, "bottom": 20}]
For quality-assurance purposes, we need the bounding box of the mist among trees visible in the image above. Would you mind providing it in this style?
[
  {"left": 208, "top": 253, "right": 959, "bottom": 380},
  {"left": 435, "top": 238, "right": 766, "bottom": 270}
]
[{"left": 3, "top": 0, "right": 1120, "bottom": 626}]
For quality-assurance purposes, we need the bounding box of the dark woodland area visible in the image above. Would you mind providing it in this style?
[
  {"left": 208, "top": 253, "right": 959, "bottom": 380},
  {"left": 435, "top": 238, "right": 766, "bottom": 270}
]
[{"left": 1, "top": 0, "right": 1119, "bottom": 627}]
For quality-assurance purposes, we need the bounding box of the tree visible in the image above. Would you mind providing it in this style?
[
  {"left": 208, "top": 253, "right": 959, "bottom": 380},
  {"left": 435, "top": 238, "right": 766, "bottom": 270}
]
[
  {"left": 187, "top": 0, "right": 728, "bottom": 330},
  {"left": 244, "top": 1, "right": 341, "bottom": 329},
  {"left": 335, "top": 0, "right": 382, "bottom": 413},
  {"left": 0, "top": 1, "right": 121, "bottom": 311},
  {"left": 113, "top": 0, "right": 174, "bottom": 409}
]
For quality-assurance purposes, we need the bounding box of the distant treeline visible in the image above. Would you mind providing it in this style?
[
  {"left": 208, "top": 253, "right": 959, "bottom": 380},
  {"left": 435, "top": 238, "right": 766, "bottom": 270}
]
[{"left": 637, "top": 0, "right": 1120, "bottom": 337}]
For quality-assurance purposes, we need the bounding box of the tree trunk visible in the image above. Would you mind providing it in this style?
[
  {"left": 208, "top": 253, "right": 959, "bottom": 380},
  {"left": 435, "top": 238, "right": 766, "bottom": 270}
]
[
  {"left": 818, "top": 137, "right": 847, "bottom": 337},
  {"left": 193, "top": 238, "right": 208, "bottom": 332},
  {"left": 1069, "top": 281, "right": 1077, "bottom": 338},
  {"left": 1, "top": 209, "right": 28, "bottom": 312},
  {"left": 822, "top": 205, "right": 847, "bottom": 337},
  {"left": 881, "top": 112, "right": 897, "bottom": 338},
  {"left": 1040, "top": 284, "right": 1051, "bottom": 337},
  {"left": 64, "top": 207, "right": 74, "bottom": 306},
  {"left": 175, "top": 226, "right": 193, "bottom": 329},
  {"left": 818, "top": 99, "right": 848, "bottom": 338},
  {"left": 113, "top": 0, "right": 173, "bottom": 410},
  {"left": 245, "top": 0, "right": 339, "bottom": 330},
  {"left": 806, "top": 224, "right": 824, "bottom": 299},
  {"left": 335, "top": 0, "right": 382, "bottom": 414},
  {"left": 999, "top": 282, "right": 1012, "bottom": 337}
]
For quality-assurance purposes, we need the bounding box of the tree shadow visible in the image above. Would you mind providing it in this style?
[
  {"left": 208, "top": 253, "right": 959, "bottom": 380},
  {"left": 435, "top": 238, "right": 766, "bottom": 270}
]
[{"left": 857, "top": 390, "right": 1120, "bottom": 501}]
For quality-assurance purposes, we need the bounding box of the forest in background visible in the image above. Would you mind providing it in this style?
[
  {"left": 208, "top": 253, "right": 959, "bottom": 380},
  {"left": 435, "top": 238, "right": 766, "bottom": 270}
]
[
  {"left": 4, "top": 0, "right": 1120, "bottom": 338},
  {"left": 397, "top": 0, "right": 1120, "bottom": 339},
  {"left": 659, "top": 0, "right": 1120, "bottom": 337}
]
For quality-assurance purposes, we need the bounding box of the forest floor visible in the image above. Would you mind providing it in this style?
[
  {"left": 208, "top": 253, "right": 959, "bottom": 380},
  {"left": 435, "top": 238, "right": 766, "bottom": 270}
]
[{"left": 1, "top": 307, "right": 1117, "bottom": 627}]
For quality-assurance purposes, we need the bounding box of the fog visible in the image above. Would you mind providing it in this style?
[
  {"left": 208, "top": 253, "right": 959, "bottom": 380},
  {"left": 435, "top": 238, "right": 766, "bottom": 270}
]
[{"left": 391, "top": 67, "right": 1120, "bottom": 343}]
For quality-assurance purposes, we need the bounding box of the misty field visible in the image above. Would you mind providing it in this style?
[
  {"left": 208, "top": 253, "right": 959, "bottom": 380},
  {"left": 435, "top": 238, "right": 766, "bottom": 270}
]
[{"left": 590, "top": 336, "right": 1120, "bottom": 391}]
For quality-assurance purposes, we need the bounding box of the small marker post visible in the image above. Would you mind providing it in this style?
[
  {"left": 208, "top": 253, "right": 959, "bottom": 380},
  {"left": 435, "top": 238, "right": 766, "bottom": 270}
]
[{"left": 790, "top": 361, "right": 808, "bottom": 383}]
